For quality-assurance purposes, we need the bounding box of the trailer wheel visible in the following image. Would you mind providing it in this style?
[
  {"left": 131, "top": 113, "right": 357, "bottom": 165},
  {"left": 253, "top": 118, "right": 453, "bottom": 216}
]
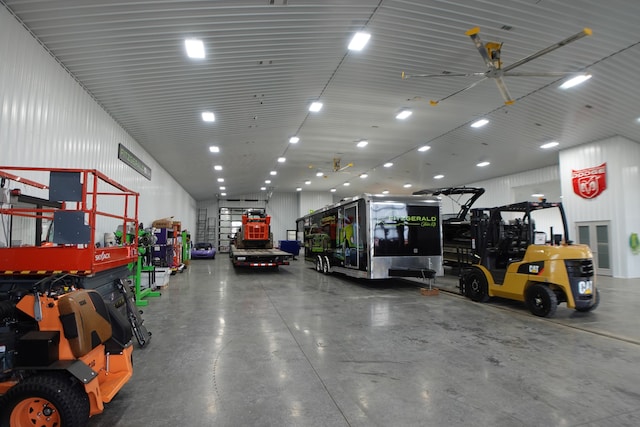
[
  {"left": 315, "top": 255, "right": 323, "bottom": 272},
  {"left": 526, "top": 283, "right": 558, "bottom": 317},
  {"left": 322, "top": 256, "right": 331, "bottom": 275},
  {"left": 575, "top": 289, "right": 600, "bottom": 312},
  {"left": 465, "top": 269, "right": 489, "bottom": 302},
  {"left": 1, "top": 373, "right": 90, "bottom": 427}
]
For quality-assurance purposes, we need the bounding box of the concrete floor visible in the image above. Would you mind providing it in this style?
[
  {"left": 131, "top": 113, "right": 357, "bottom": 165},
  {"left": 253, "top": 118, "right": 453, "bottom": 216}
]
[{"left": 90, "top": 258, "right": 640, "bottom": 427}]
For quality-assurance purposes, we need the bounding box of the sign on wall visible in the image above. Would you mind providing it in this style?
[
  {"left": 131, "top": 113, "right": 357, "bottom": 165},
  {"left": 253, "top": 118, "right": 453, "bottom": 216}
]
[
  {"left": 571, "top": 162, "right": 606, "bottom": 199},
  {"left": 118, "top": 144, "right": 152, "bottom": 180}
]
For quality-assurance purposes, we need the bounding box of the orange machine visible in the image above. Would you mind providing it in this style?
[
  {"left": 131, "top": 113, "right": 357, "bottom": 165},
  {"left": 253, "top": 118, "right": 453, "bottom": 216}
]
[
  {"left": 236, "top": 209, "right": 273, "bottom": 249},
  {"left": 0, "top": 166, "right": 143, "bottom": 425}
]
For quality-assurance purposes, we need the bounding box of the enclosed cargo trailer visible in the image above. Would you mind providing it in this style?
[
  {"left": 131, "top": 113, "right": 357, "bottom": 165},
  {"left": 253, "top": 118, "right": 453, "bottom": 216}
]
[{"left": 296, "top": 194, "right": 443, "bottom": 280}]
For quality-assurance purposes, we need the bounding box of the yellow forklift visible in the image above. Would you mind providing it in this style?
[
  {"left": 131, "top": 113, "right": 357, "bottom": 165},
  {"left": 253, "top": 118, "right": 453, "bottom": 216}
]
[{"left": 460, "top": 201, "right": 599, "bottom": 317}]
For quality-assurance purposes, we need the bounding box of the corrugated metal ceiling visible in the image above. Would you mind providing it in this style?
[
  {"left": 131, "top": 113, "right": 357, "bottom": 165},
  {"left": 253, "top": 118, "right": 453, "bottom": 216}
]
[{"left": 3, "top": 0, "right": 639, "bottom": 200}]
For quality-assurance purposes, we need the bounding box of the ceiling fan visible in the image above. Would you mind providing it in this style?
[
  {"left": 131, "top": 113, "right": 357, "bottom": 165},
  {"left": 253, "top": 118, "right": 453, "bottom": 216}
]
[{"left": 402, "top": 26, "right": 592, "bottom": 105}]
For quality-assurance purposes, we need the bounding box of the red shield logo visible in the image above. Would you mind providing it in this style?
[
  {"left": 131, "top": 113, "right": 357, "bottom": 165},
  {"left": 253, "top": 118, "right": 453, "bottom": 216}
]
[{"left": 572, "top": 163, "right": 607, "bottom": 199}]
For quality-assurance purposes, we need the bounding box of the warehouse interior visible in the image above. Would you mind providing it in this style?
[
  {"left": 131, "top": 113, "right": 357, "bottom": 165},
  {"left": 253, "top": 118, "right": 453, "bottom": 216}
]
[{"left": 1, "top": 1, "right": 640, "bottom": 426}]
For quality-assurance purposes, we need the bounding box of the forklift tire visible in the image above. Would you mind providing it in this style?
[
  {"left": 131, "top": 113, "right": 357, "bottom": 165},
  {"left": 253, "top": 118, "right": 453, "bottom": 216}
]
[
  {"left": 575, "top": 289, "right": 600, "bottom": 312},
  {"left": 526, "top": 283, "right": 558, "bottom": 317},
  {"left": 315, "top": 255, "right": 323, "bottom": 272},
  {"left": 466, "top": 269, "right": 490, "bottom": 302},
  {"left": 1, "top": 373, "right": 90, "bottom": 427}
]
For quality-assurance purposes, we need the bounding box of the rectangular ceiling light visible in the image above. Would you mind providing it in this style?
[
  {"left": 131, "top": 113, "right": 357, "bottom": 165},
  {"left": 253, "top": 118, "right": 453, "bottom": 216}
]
[
  {"left": 396, "top": 110, "right": 412, "bottom": 120},
  {"left": 289, "top": 136, "right": 300, "bottom": 143},
  {"left": 185, "top": 39, "right": 205, "bottom": 59},
  {"left": 560, "top": 74, "right": 592, "bottom": 89},
  {"left": 309, "top": 102, "right": 323, "bottom": 112},
  {"left": 209, "top": 146, "right": 220, "bottom": 153},
  {"left": 418, "top": 145, "right": 431, "bottom": 152},
  {"left": 540, "top": 141, "right": 559, "bottom": 149},
  {"left": 471, "top": 119, "right": 489, "bottom": 128},
  {"left": 348, "top": 32, "right": 371, "bottom": 51},
  {"left": 202, "top": 111, "right": 215, "bottom": 122},
  {"left": 356, "top": 140, "right": 368, "bottom": 148}
]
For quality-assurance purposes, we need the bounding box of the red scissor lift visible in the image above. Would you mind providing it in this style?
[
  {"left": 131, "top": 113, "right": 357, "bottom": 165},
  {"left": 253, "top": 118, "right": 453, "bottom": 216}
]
[{"left": 0, "top": 166, "right": 139, "bottom": 276}]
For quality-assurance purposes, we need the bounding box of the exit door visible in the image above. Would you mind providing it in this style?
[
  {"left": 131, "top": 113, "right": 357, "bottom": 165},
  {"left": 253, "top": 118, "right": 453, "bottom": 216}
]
[{"left": 576, "top": 221, "right": 611, "bottom": 276}]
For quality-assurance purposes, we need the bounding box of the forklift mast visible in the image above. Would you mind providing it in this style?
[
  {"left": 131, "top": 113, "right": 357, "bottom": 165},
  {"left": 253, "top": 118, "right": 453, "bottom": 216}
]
[{"left": 470, "top": 201, "right": 570, "bottom": 269}]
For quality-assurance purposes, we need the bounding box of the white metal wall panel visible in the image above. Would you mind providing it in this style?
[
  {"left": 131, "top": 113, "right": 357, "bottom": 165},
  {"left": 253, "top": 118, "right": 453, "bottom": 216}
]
[
  {"left": 266, "top": 193, "right": 298, "bottom": 243},
  {"left": 300, "top": 192, "right": 333, "bottom": 218},
  {"left": 560, "top": 136, "right": 640, "bottom": 278},
  {"left": 468, "top": 165, "right": 560, "bottom": 208},
  {"left": 0, "top": 7, "right": 196, "bottom": 240}
]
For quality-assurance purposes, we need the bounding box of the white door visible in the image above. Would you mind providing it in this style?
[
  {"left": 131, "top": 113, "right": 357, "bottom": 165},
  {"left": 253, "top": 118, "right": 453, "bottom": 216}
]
[{"left": 576, "top": 221, "right": 611, "bottom": 276}]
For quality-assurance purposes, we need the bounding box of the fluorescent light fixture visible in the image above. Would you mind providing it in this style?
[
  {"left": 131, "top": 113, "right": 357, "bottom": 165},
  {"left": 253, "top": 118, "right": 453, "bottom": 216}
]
[
  {"left": 357, "top": 140, "right": 368, "bottom": 148},
  {"left": 383, "top": 162, "right": 393, "bottom": 168},
  {"left": 471, "top": 119, "right": 489, "bottom": 128},
  {"left": 348, "top": 31, "right": 371, "bottom": 51},
  {"left": 476, "top": 161, "right": 490, "bottom": 167},
  {"left": 270, "top": 170, "right": 277, "bottom": 176},
  {"left": 220, "top": 192, "right": 226, "bottom": 196},
  {"left": 359, "top": 173, "right": 368, "bottom": 179},
  {"left": 540, "top": 141, "right": 559, "bottom": 149},
  {"left": 265, "top": 180, "right": 271, "bottom": 184},
  {"left": 219, "top": 186, "right": 226, "bottom": 190},
  {"left": 403, "top": 183, "right": 412, "bottom": 188},
  {"left": 202, "top": 111, "right": 215, "bottom": 122},
  {"left": 531, "top": 193, "right": 545, "bottom": 198},
  {"left": 330, "top": 188, "right": 336, "bottom": 193},
  {"left": 382, "top": 190, "right": 389, "bottom": 194},
  {"left": 296, "top": 187, "right": 302, "bottom": 192},
  {"left": 560, "top": 74, "right": 592, "bottom": 89},
  {"left": 217, "top": 178, "right": 225, "bottom": 182},
  {"left": 305, "top": 180, "right": 311, "bottom": 185},
  {"left": 260, "top": 187, "right": 267, "bottom": 191},
  {"left": 316, "top": 171, "right": 324, "bottom": 177},
  {"left": 185, "top": 38, "right": 205, "bottom": 59},
  {"left": 214, "top": 165, "right": 222, "bottom": 171},
  {"left": 277, "top": 157, "right": 286, "bottom": 163},
  {"left": 396, "top": 110, "right": 412, "bottom": 120},
  {"left": 343, "top": 182, "right": 350, "bottom": 186},
  {"left": 418, "top": 145, "right": 431, "bottom": 152},
  {"left": 434, "top": 174, "right": 444, "bottom": 179},
  {"left": 289, "top": 136, "right": 300, "bottom": 144},
  {"left": 309, "top": 101, "right": 323, "bottom": 112},
  {"left": 209, "top": 146, "right": 220, "bottom": 153}
]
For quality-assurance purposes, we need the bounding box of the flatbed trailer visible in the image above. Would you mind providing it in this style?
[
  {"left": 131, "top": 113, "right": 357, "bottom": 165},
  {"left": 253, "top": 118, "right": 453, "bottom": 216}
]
[{"left": 229, "top": 245, "right": 292, "bottom": 267}]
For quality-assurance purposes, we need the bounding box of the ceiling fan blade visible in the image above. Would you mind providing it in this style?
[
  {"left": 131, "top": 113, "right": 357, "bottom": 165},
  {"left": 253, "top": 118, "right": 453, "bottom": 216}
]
[
  {"left": 466, "top": 27, "right": 497, "bottom": 70},
  {"left": 430, "top": 77, "right": 487, "bottom": 105},
  {"left": 503, "top": 71, "right": 580, "bottom": 77},
  {"left": 494, "top": 77, "right": 514, "bottom": 105},
  {"left": 402, "top": 72, "right": 485, "bottom": 79},
  {"left": 502, "top": 28, "right": 592, "bottom": 73}
]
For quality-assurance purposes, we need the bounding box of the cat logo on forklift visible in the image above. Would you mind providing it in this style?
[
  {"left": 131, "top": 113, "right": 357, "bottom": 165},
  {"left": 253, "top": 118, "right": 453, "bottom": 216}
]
[
  {"left": 529, "top": 264, "right": 540, "bottom": 274},
  {"left": 579, "top": 280, "right": 593, "bottom": 294}
]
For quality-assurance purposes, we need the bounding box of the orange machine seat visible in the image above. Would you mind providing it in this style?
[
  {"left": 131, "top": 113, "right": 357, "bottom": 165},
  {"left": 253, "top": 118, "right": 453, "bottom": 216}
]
[{"left": 58, "top": 289, "right": 113, "bottom": 358}]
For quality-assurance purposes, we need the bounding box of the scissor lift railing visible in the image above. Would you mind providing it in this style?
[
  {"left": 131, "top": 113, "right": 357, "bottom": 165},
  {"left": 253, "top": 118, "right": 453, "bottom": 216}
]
[{"left": 0, "top": 166, "right": 139, "bottom": 275}]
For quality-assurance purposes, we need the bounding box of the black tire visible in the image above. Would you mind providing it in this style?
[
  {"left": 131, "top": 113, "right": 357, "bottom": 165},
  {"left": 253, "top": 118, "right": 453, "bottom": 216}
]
[
  {"left": 315, "top": 255, "right": 323, "bottom": 273},
  {"left": 0, "top": 373, "right": 90, "bottom": 427},
  {"left": 576, "top": 288, "right": 600, "bottom": 312},
  {"left": 526, "top": 283, "right": 558, "bottom": 317},
  {"left": 322, "top": 256, "right": 331, "bottom": 275},
  {"left": 465, "top": 268, "right": 490, "bottom": 302}
]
